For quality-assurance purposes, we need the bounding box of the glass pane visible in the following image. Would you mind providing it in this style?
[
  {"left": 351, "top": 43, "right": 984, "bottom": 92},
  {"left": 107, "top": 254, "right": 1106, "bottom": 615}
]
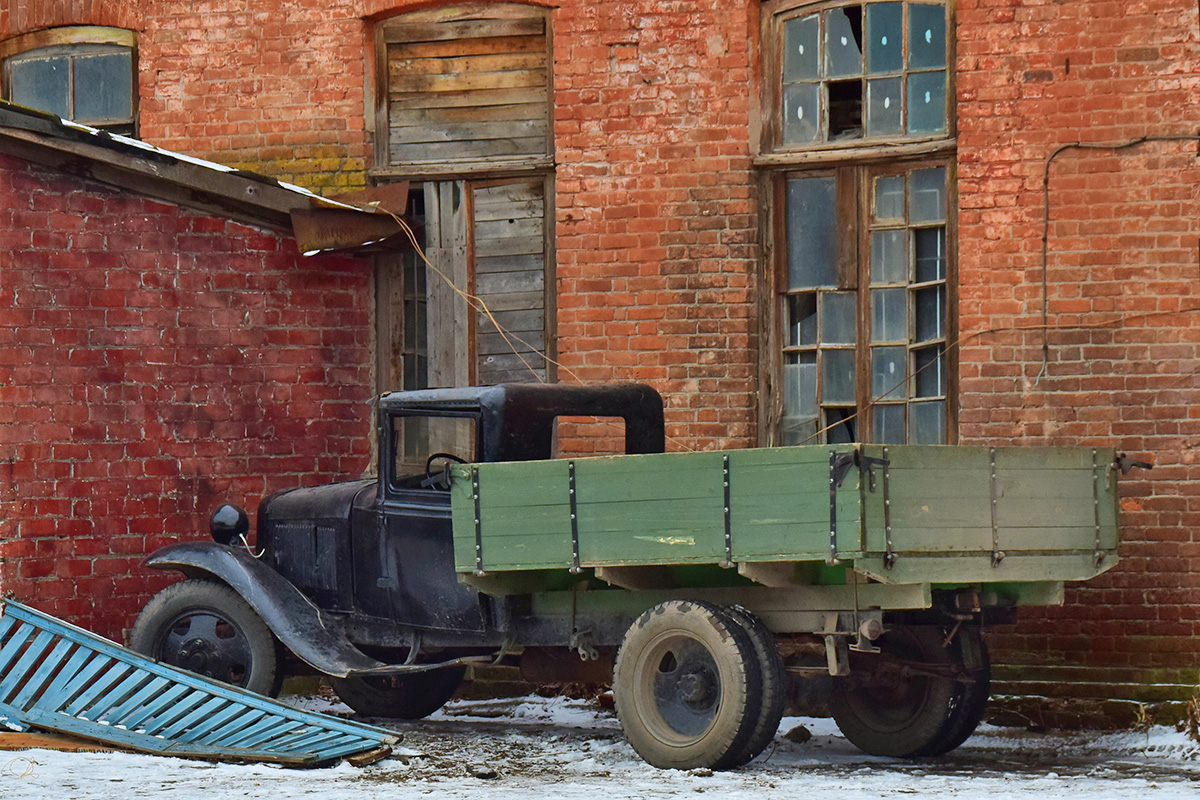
[
  {"left": 820, "top": 292, "right": 857, "bottom": 344},
  {"left": 786, "top": 177, "right": 837, "bottom": 288},
  {"left": 907, "top": 71, "right": 947, "bottom": 135},
  {"left": 784, "top": 352, "right": 818, "bottom": 420},
  {"left": 914, "top": 227, "right": 946, "bottom": 282},
  {"left": 870, "top": 229, "right": 907, "bottom": 284},
  {"left": 822, "top": 349, "right": 857, "bottom": 404},
  {"left": 9, "top": 56, "right": 70, "bottom": 118},
  {"left": 825, "top": 407, "right": 858, "bottom": 444},
  {"left": 866, "top": 77, "right": 902, "bottom": 137},
  {"left": 914, "top": 345, "right": 946, "bottom": 397},
  {"left": 910, "top": 400, "right": 946, "bottom": 444},
  {"left": 783, "top": 14, "right": 820, "bottom": 81},
  {"left": 781, "top": 415, "right": 819, "bottom": 446},
  {"left": 914, "top": 284, "right": 946, "bottom": 342},
  {"left": 787, "top": 293, "right": 818, "bottom": 347},
  {"left": 909, "top": 3, "right": 948, "bottom": 70},
  {"left": 872, "top": 346, "right": 907, "bottom": 400},
  {"left": 871, "top": 288, "right": 907, "bottom": 342},
  {"left": 865, "top": 2, "right": 903, "bottom": 73},
  {"left": 825, "top": 6, "right": 863, "bottom": 78},
  {"left": 73, "top": 51, "right": 133, "bottom": 123},
  {"left": 783, "top": 83, "right": 822, "bottom": 144},
  {"left": 910, "top": 167, "right": 946, "bottom": 223},
  {"left": 873, "top": 175, "right": 905, "bottom": 221},
  {"left": 873, "top": 404, "right": 905, "bottom": 444},
  {"left": 394, "top": 415, "right": 476, "bottom": 477}
]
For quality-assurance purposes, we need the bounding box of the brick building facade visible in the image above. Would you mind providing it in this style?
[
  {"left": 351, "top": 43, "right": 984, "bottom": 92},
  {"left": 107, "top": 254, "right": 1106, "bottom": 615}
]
[{"left": 2, "top": 0, "right": 1199, "bottom": 718}]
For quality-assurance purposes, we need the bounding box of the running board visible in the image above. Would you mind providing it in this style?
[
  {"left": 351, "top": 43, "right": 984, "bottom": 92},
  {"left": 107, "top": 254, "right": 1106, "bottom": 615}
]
[{"left": 0, "top": 600, "right": 398, "bottom": 766}]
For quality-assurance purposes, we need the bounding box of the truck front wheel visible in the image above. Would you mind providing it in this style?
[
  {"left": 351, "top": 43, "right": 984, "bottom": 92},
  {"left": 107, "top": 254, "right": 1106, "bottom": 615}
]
[
  {"left": 613, "top": 600, "right": 763, "bottom": 770},
  {"left": 329, "top": 667, "right": 466, "bottom": 719},
  {"left": 129, "top": 579, "right": 280, "bottom": 696}
]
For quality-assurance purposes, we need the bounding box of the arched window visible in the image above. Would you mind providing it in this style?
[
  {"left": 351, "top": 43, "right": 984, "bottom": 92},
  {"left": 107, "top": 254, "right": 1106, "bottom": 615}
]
[{"left": 1, "top": 27, "right": 136, "bottom": 134}]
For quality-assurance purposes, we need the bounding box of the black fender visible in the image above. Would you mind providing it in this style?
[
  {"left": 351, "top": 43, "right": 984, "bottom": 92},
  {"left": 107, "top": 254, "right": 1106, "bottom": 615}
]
[{"left": 143, "top": 542, "right": 384, "bottom": 678}]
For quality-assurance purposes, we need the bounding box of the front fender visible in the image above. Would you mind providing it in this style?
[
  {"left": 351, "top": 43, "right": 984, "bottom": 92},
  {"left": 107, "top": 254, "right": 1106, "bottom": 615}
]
[{"left": 144, "top": 542, "right": 384, "bottom": 678}]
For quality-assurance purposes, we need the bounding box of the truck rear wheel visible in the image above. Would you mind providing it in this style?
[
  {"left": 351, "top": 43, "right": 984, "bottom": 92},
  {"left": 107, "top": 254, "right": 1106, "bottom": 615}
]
[
  {"left": 721, "top": 605, "right": 786, "bottom": 766},
  {"left": 329, "top": 667, "right": 465, "bottom": 720},
  {"left": 915, "top": 638, "right": 991, "bottom": 756},
  {"left": 613, "top": 600, "right": 763, "bottom": 770},
  {"left": 830, "top": 625, "right": 956, "bottom": 758},
  {"left": 129, "top": 579, "right": 280, "bottom": 696}
]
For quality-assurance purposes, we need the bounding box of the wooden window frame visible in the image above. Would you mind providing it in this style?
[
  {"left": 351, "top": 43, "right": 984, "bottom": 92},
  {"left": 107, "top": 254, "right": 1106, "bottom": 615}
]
[
  {"left": 761, "top": 160, "right": 959, "bottom": 446},
  {"left": 0, "top": 26, "right": 137, "bottom": 134}
]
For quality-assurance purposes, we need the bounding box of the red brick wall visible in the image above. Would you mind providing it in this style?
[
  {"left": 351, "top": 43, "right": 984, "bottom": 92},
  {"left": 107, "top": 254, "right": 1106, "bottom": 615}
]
[
  {"left": 956, "top": 0, "right": 1200, "bottom": 698},
  {"left": 0, "top": 1, "right": 144, "bottom": 38},
  {"left": 553, "top": 0, "right": 760, "bottom": 452},
  {"left": 0, "top": 155, "right": 373, "bottom": 640}
]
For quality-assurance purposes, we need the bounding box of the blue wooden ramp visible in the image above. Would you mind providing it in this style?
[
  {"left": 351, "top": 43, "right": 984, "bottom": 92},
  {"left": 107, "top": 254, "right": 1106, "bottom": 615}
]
[{"left": 0, "top": 600, "right": 399, "bottom": 766}]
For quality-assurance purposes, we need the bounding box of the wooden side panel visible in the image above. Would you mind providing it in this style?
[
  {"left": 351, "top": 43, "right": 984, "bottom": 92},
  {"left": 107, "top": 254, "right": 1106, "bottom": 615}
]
[
  {"left": 727, "top": 446, "right": 862, "bottom": 561},
  {"left": 383, "top": 3, "right": 550, "bottom": 166},
  {"left": 473, "top": 180, "right": 546, "bottom": 384}
]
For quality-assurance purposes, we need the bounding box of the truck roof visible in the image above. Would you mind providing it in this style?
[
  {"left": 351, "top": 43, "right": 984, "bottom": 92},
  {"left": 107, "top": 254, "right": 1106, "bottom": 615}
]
[{"left": 379, "top": 383, "right": 666, "bottom": 461}]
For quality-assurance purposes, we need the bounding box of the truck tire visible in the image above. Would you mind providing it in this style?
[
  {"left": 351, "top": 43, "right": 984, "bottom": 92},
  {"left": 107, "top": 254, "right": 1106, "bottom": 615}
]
[
  {"left": 329, "top": 667, "right": 466, "bottom": 720},
  {"left": 613, "top": 600, "right": 763, "bottom": 770},
  {"left": 830, "top": 625, "right": 956, "bottom": 758},
  {"left": 915, "top": 638, "right": 991, "bottom": 756},
  {"left": 129, "top": 579, "right": 280, "bottom": 696},
  {"left": 721, "top": 605, "right": 786, "bottom": 766}
]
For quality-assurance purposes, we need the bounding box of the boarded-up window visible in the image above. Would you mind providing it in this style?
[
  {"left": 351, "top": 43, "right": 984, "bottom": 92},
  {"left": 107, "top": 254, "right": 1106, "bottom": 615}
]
[
  {"left": 379, "top": 2, "right": 552, "bottom": 168},
  {"left": 474, "top": 180, "right": 547, "bottom": 383}
]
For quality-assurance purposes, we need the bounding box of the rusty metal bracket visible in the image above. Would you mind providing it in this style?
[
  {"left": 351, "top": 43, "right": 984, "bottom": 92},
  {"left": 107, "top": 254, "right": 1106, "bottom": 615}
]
[
  {"left": 721, "top": 454, "right": 733, "bottom": 568},
  {"left": 472, "top": 466, "right": 485, "bottom": 576},
  {"left": 989, "top": 448, "right": 1005, "bottom": 567},
  {"left": 568, "top": 460, "right": 581, "bottom": 574},
  {"left": 882, "top": 447, "right": 896, "bottom": 569}
]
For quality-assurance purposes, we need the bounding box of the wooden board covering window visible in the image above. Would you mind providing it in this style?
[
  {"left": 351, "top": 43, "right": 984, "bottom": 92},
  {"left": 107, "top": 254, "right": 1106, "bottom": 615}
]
[
  {"left": 474, "top": 179, "right": 547, "bottom": 384},
  {"left": 382, "top": 3, "right": 551, "bottom": 166}
]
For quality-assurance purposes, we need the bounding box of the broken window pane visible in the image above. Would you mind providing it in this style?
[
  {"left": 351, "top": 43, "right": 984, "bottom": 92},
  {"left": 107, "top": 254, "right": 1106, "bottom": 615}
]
[
  {"left": 872, "top": 346, "right": 907, "bottom": 400},
  {"left": 787, "top": 293, "right": 819, "bottom": 347},
  {"left": 872, "top": 288, "right": 907, "bottom": 342},
  {"left": 909, "top": 399, "right": 946, "bottom": 444},
  {"left": 914, "top": 345, "right": 945, "bottom": 397},
  {"left": 786, "top": 177, "right": 837, "bottom": 288},
  {"left": 914, "top": 284, "right": 946, "bottom": 342},
  {"left": 873, "top": 175, "right": 905, "bottom": 221},
  {"left": 908, "top": 3, "right": 947, "bottom": 70},
  {"left": 825, "top": 407, "right": 858, "bottom": 443},
  {"left": 865, "top": 2, "right": 903, "bottom": 73},
  {"left": 909, "top": 167, "right": 946, "bottom": 223},
  {"left": 907, "top": 70, "right": 947, "bottom": 135},
  {"left": 914, "top": 227, "right": 946, "bottom": 283},
  {"left": 784, "top": 14, "right": 820, "bottom": 82},
  {"left": 820, "top": 292, "right": 857, "bottom": 344},
  {"left": 873, "top": 404, "right": 905, "bottom": 444},
  {"left": 828, "top": 79, "right": 863, "bottom": 140},
  {"left": 822, "top": 349, "right": 857, "bottom": 404},
  {"left": 73, "top": 51, "right": 132, "bottom": 124},
  {"left": 870, "top": 229, "right": 907, "bottom": 284},
  {"left": 783, "top": 82, "right": 822, "bottom": 144},
  {"left": 825, "top": 6, "right": 864, "bottom": 78},
  {"left": 9, "top": 56, "right": 70, "bottom": 119},
  {"left": 866, "top": 77, "right": 902, "bottom": 136}
]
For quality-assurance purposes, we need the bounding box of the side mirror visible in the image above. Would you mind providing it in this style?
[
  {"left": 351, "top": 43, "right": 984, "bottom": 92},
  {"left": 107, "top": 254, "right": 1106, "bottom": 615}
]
[{"left": 210, "top": 504, "right": 250, "bottom": 545}]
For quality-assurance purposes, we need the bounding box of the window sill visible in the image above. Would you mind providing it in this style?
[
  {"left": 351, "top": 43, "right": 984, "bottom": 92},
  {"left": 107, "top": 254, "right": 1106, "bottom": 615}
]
[{"left": 755, "top": 138, "right": 956, "bottom": 168}]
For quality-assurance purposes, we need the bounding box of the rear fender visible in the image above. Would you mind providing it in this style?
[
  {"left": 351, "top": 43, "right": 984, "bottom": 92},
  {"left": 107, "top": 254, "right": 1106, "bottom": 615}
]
[{"left": 144, "top": 542, "right": 385, "bottom": 678}]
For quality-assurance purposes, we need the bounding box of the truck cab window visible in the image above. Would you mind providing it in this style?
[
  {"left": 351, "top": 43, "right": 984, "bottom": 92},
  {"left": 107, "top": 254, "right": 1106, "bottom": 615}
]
[{"left": 391, "top": 414, "right": 476, "bottom": 489}]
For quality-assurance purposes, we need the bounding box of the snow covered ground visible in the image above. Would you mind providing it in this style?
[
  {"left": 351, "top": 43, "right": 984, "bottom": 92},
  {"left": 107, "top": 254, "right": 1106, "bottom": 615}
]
[{"left": 3, "top": 694, "right": 1200, "bottom": 799}]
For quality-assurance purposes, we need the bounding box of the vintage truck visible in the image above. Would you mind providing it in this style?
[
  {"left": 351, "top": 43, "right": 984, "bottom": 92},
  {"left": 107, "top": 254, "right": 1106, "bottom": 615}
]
[{"left": 131, "top": 383, "right": 1127, "bottom": 770}]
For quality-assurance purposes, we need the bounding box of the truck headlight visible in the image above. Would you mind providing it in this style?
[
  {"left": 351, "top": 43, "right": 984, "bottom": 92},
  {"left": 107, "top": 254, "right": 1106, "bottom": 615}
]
[{"left": 210, "top": 504, "right": 249, "bottom": 545}]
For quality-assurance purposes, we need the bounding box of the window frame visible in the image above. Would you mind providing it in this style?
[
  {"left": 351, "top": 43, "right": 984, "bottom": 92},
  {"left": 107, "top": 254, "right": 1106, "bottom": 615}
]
[
  {"left": 764, "top": 160, "right": 959, "bottom": 447},
  {"left": 0, "top": 26, "right": 137, "bottom": 134},
  {"left": 761, "top": 0, "right": 954, "bottom": 159}
]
